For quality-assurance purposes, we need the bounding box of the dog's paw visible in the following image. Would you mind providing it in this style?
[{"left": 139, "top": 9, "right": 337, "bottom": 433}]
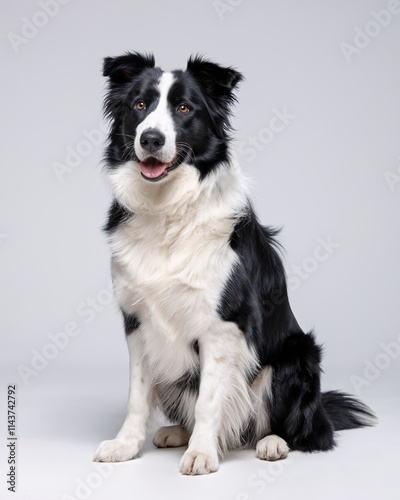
[
  {"left": 256, "top": 435, "right": 289, "bottom": 461},
  {"left": 179, "top": 449, "right": 219, "bottom": 475},
  {"left": 93, "top": 438, "right": 141, "bottom": 462},
  {"left": 153, "top": 425, "right": 190, "bottom": 448}
]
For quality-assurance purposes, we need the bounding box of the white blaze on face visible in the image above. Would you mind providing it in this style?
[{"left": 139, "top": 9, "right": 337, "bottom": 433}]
[{"left": 134, "top": 72, "right": 176, "bottom": 163}]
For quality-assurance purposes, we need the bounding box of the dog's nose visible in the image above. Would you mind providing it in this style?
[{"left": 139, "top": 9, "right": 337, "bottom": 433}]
[{"left": 140, "top": 129, "right": 165, "bottom": 153}]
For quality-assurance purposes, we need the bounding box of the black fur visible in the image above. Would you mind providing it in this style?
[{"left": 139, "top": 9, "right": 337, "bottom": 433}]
[
  {"left": 102, "top": 52, "right": 161, "bottom": 168},
  {"left": 103, "top": 199, "right": 132, "bottom": 233},
  {"left": 321, "top": 391, "right": 376, "bottom": 431},
  {"left": 219, "top": 204, "right": 376, "bottom": 451},
  {"left": 121, "top": 310, "right": 140, "bottom": 335},
  {"left": 219, "top": 205, "right": 300, "bottom": 366}
]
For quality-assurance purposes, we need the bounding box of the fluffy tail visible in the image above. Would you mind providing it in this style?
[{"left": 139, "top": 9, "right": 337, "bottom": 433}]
[{"left": 322, "top": 390, "right": 378, "bottom": 431}]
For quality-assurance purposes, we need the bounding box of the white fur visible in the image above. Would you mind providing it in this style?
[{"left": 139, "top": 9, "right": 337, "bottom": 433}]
[
  {"left": 179, "top": 320, "right": 257, "bottom": 473},
  {"left": 256, "top": 434, "right": 290, "bottom": 461},
  {"left": 94, "top": 333, "right": 153, "bottom": 462},
  {"left": 134, "top": 72, "right": 176, "bottom": 163},
  {"left": 153, "top": 425, "right": 189, "bottom": 448},
  {"left": 250, "top": 366, "right": 273, "bottom": 443},
  {"left": 108, "top": 160, "right": 250, "bottom": 374},
  {"left": 180, "top": 447, "right": 219, "bottom": 475},
  {"left": 98, "top": 157, "right": 274, "bottom": 473}
]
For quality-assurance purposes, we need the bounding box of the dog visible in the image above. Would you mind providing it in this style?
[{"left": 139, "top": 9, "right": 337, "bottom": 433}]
[{"left": 93, "top": 52, "right": 376, "bottom": 475}]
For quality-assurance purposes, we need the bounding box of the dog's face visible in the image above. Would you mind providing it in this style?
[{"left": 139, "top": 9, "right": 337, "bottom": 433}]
[{"left": 103, "top": 53, "right": 243, "bottom": 182}]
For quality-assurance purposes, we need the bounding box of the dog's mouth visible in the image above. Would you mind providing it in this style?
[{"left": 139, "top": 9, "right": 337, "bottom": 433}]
[{"left": 138, "top": 157, "right": 180, "bottom": 182}]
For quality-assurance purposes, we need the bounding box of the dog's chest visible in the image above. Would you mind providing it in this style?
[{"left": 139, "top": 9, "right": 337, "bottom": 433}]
[{"left": 111, "top": 212, "right": 237, "bottom": 343}]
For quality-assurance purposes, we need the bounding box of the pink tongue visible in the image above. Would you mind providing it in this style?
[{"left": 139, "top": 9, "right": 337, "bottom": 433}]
[{"left": 139, "top": 158, "right": 168, "bottom": 178}]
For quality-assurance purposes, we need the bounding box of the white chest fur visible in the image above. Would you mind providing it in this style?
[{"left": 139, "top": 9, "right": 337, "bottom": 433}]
[{"left": 108, "top": 161, "right": 248, "bottom": 383}]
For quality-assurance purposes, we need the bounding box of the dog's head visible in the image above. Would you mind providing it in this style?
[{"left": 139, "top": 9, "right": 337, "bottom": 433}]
[{"left": 103, "top": 52, "right": 243, "bottom": 183}]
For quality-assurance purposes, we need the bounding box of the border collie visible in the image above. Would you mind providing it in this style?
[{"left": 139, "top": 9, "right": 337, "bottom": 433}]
[{"left": 93, "top": 52, "right": 376, "bottom": 475}]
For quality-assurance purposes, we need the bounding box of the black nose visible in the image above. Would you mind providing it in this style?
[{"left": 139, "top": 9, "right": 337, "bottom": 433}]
[{"left": 140, "top": 129, "right": 165, "bottom": 153}]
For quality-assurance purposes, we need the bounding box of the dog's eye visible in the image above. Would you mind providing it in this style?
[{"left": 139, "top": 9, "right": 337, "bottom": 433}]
[
  {"left": 178, "top": 104, "right": 189, "bottom": 114},
  {"left": 136, "top": 100, "right": 146, "bottom": 110}
]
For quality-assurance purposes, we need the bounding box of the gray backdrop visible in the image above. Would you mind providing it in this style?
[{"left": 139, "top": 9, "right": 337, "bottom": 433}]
[{"left": 1, "top": 1, "right": 399, "bottom": 499}]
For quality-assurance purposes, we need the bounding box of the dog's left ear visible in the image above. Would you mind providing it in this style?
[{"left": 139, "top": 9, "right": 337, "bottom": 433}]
[
  {"left": 186, "top": 56, "right": 243, "bottom": 138},
  {"left": 186, "top": 55, "right": 243, "bottom": 102}
]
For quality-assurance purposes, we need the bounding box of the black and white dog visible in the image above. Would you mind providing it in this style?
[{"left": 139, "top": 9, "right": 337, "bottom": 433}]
[{"left": 93, "top": 53, "right": 375, "bottom": 475}]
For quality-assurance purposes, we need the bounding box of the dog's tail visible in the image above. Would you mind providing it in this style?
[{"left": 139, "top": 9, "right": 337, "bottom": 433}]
[{"left": 321, "top": 390, "right": 377, "bottom": 431}]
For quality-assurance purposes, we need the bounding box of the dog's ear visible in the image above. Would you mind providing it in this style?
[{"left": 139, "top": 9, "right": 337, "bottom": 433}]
[
  {"left": 186, "top": 55, "right": 243, "bottom": 139},
  {"left": 103, "top": 52, "right": 155, "bottom": 84},
  {"left": 102, "top": 52, "right": 155, "bottom": 136},
  {"left": 186, "top": 55, "right": 243, "bottom": 101}
]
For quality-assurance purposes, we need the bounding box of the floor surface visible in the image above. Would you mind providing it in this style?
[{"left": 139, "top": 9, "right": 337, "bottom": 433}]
[{"left": 2, "top": 369, "right": 398, "bottom": 500}]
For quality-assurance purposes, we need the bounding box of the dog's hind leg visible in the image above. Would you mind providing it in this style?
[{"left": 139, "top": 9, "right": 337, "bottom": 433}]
[
  {"left": 153, "top": 425, "right": 190, "bottom": 448},
  {"left": 268, "top": 331, "right": 335, "bottom": 453},
  {"left": 256, "top": 434, "right": 290, "bottom": 461},
  {"left": 93, "top": 331, "right": 154, "bottom": 462}
]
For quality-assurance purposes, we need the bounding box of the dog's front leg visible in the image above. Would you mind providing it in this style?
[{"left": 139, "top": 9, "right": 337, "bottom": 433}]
[
  {"left": 94, "top": 332, "right": 153, "bottom": 462},
  {"left": 179, "top": 323, "right": 248, "bottom": 475}
]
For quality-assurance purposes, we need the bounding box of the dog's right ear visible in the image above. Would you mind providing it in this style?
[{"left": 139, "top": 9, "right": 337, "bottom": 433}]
[{"left": 103, "top": 52, "right": 155, "bottom": 84}]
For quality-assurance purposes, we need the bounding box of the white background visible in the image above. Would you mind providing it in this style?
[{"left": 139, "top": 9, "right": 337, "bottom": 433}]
[{"left": 1, "top": 1, "right": 399, "bottom": 499}]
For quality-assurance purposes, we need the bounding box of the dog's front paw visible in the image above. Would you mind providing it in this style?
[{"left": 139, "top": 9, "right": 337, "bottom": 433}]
[
  {"left": 179, "top": 449, "right": 219, "bottom": 475},
  {"left": 93, "top": 438, "right": 141, "bottom": 462},
  {"left": 256, "top": 435, "right": 289, "bottom": 461}
]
